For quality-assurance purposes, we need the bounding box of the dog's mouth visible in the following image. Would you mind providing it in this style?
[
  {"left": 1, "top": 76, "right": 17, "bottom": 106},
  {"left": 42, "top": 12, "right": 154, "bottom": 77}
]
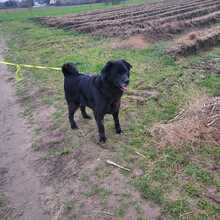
[{"left": 119, "top": 85, "right": 128, "bottom": 92}]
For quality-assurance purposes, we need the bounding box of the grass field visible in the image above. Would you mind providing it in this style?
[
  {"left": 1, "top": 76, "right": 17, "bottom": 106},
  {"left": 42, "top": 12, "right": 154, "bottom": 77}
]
[
  {"left": 0, "top": 1, "right": 220, "bottom": 219},
  {"left": 0, "top": 0, "right": 159, "bottom": 21}
]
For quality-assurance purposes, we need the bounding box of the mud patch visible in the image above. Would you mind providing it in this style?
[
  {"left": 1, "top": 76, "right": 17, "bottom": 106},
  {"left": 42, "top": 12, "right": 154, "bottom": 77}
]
[
  {"left": 111, "top": 35, "right": 150, "bottom": 49},
  {"left": 151, "top": 96, "right": 220, "bottom": 147}
]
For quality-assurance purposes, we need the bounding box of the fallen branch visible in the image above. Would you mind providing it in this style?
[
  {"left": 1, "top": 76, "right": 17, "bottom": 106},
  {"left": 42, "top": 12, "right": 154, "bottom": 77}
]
[{"left": 106, "top": 160, "right": 130, "bottom": 171}]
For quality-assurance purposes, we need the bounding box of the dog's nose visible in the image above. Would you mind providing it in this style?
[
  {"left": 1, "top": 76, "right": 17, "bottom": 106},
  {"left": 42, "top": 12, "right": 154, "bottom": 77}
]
[{"left": 125, "top": 79, "right": 129, "bottom": 85}]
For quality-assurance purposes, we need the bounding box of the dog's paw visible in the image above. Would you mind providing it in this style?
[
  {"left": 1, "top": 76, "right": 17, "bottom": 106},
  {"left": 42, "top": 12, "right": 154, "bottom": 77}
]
[
  {"left": 116, "top": 128, "right": 123, "bottom": 134},
  {"left": 99, "top": 136, "right": 107, "bottom": 143},
  {"left": 83, "top": 115, "right": 92, "bottom": 120},
  {"left": 71, "top": 124, "right": 79, "bottom": 129}
]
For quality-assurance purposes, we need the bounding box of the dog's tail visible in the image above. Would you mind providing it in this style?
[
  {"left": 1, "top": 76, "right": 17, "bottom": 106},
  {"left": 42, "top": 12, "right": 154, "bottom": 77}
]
[{"left": 62, "top": 63, "right": 79, "bottom": 77}]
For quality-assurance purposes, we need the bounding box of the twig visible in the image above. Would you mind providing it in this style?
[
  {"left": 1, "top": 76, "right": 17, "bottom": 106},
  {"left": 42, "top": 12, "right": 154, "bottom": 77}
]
[
  {"left": 106, "top": 160, "right": 130, "bottom": 171},
  {"left": 204, "top": 193, "right": 220, "bottom": 206},
  {"left": 210, "top": 104, "right": 216, "bottom": 115},
  {"left": 169, "top": 109, "right": 185, "bottom": 122},
  {"left": 207, "top": 118, "right": 220, "bottom": 126},
  {"left": 100, "top": 211, "right": 114, "bottom": 216},
  {"left": 135, "top": 151, "right": 146, "bottom": 159},
  {"left": 210, "top": 114, "right": 220, "bottom": 119},
  {"left": 92, "top": 210, "right": 114, "bottom": 216},
  {"left": 179, "top": 212, "right": 193, "bottom": 218}
]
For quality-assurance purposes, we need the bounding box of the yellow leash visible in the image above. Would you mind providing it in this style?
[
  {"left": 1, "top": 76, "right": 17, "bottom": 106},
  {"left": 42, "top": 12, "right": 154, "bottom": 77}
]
[{"left": 0, "top": 61, "right": 61, "bottom": 81}]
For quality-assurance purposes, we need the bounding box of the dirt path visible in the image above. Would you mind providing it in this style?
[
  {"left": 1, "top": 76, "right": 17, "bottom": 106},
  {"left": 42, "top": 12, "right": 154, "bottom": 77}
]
[{"left": 0, "top": 39, "right": 50, "bottom": 219}]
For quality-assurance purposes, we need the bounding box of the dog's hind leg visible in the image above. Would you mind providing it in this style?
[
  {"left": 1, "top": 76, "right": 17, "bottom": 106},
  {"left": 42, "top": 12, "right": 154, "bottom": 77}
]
[
  {"left": 113, "top": 111, "right": 122, "bottom": 134},
  {"left": 80, "top": 106, "right": 92, "bottom": 119},
  {"left": 68, "top": 102, "right": 79, "bottom": 129}
]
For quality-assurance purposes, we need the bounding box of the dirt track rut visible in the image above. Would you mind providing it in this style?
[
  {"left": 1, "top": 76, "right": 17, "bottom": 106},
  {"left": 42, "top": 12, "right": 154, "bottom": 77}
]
[{"left": 0, "top": 39, "right": 50, "bottom": 220}]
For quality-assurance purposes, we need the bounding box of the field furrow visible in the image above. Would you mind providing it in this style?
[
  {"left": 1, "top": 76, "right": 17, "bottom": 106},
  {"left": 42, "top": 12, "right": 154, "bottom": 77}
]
[
  {"left": 39, "top": 0, "right": 220, "bottom": 54},
  {"left": 41, "top": 0, "right": 213, "bottom": 26},
  {"left": 73, "top": 2, "right": 220, "bottom": 34},
  {"left": 65, "top": 0, "right": 220, "bottom": 30},
  {"left": 167, "top": 27, "right": 220, "bottom": 56}
]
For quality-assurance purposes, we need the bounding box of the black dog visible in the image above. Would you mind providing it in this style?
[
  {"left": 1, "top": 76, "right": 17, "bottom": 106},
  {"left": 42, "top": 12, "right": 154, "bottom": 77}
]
[{"left": 62, "top": 60, "right": 132, "bottom": 142}]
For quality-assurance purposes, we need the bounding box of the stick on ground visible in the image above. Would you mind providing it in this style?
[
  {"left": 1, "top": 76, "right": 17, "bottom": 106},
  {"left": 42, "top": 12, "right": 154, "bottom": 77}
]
[{"left": 106, "top": 160, "right": 130, "bottom": 171}]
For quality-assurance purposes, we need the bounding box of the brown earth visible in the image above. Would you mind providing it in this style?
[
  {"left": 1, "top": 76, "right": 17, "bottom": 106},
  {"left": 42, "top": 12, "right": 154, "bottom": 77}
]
[
  {"left": 32, "top": 105, "right": 161, "bottom": 219},
  {"left": 38, "top": 0, "right": 220, "bottom": 39},
  {"left": 38, "top": 0, "right": 220, "bottom": 55},
  {"left": 111, "top": 35, "right": 150, "bottom": 49},
  {"left": 151, "top": 96, "right": 220, "bottom": 148},
  {"left": 166, "top": 27, "right": 220, "bottom": 56}
]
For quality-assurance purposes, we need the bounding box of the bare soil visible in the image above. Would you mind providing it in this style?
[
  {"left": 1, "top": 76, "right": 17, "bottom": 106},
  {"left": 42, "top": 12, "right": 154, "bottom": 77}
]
[
  {"left": 111, "top": 35, "right": 150, "bottom": 49},
  {"left": 0, "top": 40, "right": 50, "bottom": 219},
  {"left": 32, "top": 108, "right": 161, "bottom": 219},
  {"left": 39, "top": 0, "right": 220, "bottom": 40},
  {"left": 166, "top": 27, "right": 220, "bottom": 56},
  {"left": 151, "top": 95, "right": 220, "bottom": 148}
]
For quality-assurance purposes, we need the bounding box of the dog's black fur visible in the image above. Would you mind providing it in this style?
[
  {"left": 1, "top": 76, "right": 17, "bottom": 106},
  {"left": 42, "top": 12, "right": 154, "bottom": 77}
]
[{"left": 62, "top": 59, "right": 132, "bottom": 142}]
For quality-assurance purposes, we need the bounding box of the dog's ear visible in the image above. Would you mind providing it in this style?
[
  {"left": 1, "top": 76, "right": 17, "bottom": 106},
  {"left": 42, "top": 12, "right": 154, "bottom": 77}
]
[
  {"left": 121, "top": 59, "right": 132, "bottom": 71},
  {"left": 101, "top": 61, "right": 114, "bottom": 79}
]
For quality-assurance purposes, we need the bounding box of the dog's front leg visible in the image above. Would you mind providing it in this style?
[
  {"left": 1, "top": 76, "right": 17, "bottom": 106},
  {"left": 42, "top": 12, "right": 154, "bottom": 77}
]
[
  {"left": 68, "top": 102, "right": 79, "bottom": 129},
  {"left": 94, "top": 113, "right": 106, "bottom": 143},
  {"left": 113, "top": 111, "right": 122, "bottom": 134}
]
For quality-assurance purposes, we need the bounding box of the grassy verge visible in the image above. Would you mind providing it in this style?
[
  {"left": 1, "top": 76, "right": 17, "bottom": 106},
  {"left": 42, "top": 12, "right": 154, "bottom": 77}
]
[{"left": 0, "top": 3, "right": 220, "bottom": 219}]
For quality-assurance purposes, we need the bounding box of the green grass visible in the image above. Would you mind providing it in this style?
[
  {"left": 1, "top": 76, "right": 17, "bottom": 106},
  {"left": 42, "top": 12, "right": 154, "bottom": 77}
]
[
  {"left": 200, "top": 75, "right": 220, "bottom": 96},
  {"left": 83, "top": 185, "right": 111, "bottom": 203},
  {"left": 0, "top": 193, "right": 6, "bottom": 208},
  {"left": 0, "top": 0, "right": 159, "bottom": 22},
  {"left": 0, "top": 2, "right": 220, "bottom": 219},
  {"left": 163, "top": 199, "right": 190, "bottom": 219},
  {"left": 133, "top": 175, "right": 164, "bottom": 204},
  {"left": 0, "top": 4, "right": 111, "bottom": 22},
  {"left": 47, "top": 147, "right": 73, "bottom": 156},
  {"left": 115, "top": 201, "right": 130, "bottom": 218},
  {"left": 185, "top": 164, "right": 215, "bottom": 185}
]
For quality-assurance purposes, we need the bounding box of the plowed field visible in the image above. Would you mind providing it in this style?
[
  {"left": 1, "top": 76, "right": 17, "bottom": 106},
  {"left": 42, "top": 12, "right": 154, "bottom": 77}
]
[{"left": 39, "top": 0, "right": 220, "bottom": 55}]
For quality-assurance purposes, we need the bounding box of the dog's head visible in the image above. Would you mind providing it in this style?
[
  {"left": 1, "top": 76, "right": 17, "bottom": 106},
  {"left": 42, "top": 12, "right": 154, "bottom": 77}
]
[{"left": 101, "top": 59, "right": 132, "bottom": 92}]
